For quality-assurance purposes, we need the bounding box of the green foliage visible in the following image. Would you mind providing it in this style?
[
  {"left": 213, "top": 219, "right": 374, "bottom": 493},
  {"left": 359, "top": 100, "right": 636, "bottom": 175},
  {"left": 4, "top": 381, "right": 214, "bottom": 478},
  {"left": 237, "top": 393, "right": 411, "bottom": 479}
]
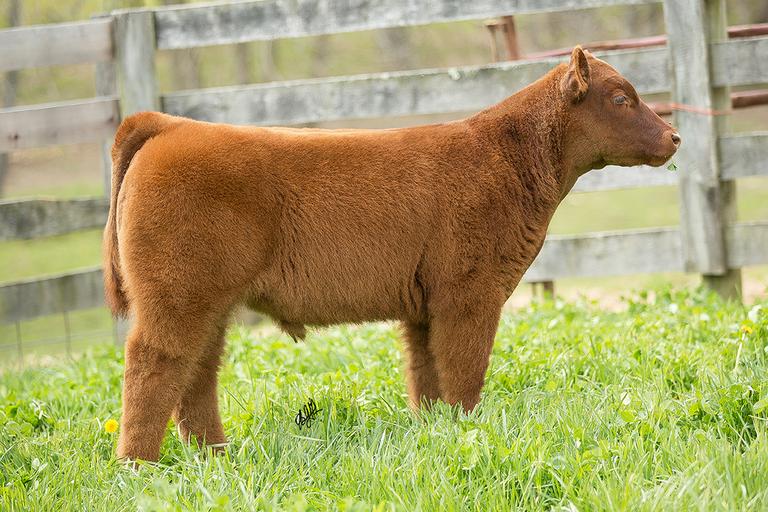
[{"left": 1, "top": 288, "right": 767, "bottom": 510}]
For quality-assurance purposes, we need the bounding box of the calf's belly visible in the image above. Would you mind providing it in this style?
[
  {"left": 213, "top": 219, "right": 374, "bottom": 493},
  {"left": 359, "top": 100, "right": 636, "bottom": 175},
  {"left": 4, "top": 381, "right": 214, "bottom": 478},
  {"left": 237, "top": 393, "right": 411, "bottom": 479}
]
[{"left": 246, "top": 255, "right": 424, "bottom": 329}]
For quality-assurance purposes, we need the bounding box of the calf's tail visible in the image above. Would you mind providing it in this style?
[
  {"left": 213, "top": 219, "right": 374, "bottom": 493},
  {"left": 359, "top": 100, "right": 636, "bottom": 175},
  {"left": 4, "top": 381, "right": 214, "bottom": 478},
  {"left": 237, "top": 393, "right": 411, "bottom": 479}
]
[{"left": 103, "top": 112, "right": 176, "bottom": 317}]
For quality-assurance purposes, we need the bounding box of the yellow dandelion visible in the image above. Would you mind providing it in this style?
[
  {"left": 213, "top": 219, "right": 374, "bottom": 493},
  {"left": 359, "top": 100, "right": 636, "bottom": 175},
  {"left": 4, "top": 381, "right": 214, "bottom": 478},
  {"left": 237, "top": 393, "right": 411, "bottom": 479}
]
[
  {"left": 741, "top": 325, "right": 753, "bottom": 336},
  {"left": 104, "top": 419, "right": 119, "bottom": 434}
]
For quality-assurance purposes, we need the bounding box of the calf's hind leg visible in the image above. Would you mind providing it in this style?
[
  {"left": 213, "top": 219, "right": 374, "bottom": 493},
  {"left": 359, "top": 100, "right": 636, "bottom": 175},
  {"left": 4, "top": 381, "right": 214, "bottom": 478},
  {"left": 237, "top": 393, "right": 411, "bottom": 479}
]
[
  {"left": 401, "top": 322, "right": 441, "bottom": 410},
  {"left": 173, "top": 321, "right": 228, "bottom": 450},
  {"left": 117, "top": 315, "right": 213, "bottom": 462}
]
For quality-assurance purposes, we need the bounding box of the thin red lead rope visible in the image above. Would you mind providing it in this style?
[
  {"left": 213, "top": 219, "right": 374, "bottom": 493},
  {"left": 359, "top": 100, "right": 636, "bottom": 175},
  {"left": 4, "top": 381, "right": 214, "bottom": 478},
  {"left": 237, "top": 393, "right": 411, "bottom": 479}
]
[{"left": 667, "top": 102, "right": 732, "bottom": 116}]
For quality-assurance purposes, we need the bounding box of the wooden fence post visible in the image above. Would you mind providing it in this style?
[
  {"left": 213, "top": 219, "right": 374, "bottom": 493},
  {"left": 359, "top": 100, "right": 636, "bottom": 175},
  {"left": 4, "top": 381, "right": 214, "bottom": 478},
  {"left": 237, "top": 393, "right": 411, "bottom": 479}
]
[
  {"left": 111, "top": 9, "right": 159, "bottom": 342},
  {"left": 114, "top": 9, "right": 159, "bottom": 117},
  {"left": 663, "top": 0, "right": 741, "bottom": 300}
]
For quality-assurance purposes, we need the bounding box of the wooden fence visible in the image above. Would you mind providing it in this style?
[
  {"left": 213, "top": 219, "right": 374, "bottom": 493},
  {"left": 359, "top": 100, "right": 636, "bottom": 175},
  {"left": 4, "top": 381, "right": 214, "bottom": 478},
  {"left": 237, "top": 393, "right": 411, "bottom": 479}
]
[{"left": 1, "top": 0, "right": 767, "bottom": 355}]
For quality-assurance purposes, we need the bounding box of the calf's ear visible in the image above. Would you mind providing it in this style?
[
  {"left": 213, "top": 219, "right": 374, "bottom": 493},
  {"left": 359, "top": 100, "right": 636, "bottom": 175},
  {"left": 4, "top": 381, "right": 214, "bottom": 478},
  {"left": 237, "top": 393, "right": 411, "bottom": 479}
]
[{"left": 562, "top": 45, "right": 590, "bottom": 103}]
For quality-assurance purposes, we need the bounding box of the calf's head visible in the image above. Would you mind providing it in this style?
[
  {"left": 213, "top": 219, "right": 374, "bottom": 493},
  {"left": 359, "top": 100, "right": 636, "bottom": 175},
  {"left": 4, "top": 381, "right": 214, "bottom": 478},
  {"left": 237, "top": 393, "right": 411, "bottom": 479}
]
[{"left": 560, "top": 46, "right": 680, "bottom": 171}]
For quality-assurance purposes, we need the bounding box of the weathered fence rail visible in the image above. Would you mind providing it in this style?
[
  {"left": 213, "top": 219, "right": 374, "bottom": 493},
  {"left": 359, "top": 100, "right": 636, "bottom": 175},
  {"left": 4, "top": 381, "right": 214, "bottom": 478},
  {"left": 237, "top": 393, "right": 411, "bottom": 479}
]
[
  {"left": 0, "top": 98, "right": 119, "bottom": 152},
  {"left": 2, "top": 0, "right": 768, "bottom": 345},
  {"left": 0, "top": 18, "right": 113, "bottom": 72},
  {"left": 720, "top": 133, "right": 768, "bottom": 179},
  {"left": 161, "top": 48, "right": 669, "bottom": 124},
  {"left": 0, "top": 198, "right": 108, "bottom": 241},
  {"left": 151, "top": 0, "right": 662, "bottom": 49}
]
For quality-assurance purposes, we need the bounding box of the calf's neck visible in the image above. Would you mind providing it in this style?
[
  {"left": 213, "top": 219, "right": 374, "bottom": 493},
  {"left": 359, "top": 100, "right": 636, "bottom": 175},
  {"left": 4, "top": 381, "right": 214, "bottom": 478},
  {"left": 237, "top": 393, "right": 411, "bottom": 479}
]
[{"left": 103, "top": 47, "right": 679, "bottom": 461}]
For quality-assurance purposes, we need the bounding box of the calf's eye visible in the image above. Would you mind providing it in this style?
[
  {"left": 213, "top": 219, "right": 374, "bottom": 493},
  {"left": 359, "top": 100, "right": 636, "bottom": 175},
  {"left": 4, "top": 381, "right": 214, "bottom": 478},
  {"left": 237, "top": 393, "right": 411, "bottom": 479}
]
[{"left": 613, "top": 95, "right": 627, "bottom": 105}]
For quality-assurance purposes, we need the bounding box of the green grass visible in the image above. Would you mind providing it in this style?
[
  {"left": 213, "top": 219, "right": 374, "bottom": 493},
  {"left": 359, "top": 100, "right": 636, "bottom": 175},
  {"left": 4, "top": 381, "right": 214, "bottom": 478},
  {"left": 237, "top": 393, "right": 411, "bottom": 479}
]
[
  {"left": 0, "top": 230, "right": 103, "bottom": 283},
  {"left": 2, "top": 288, "right": 768, "bottom": 510},
  {"left": 7, "top": 182, "right": 105, "bottom": 201},
  {"left": 0, "top": 306, "right": 116, "bottom": 362}
]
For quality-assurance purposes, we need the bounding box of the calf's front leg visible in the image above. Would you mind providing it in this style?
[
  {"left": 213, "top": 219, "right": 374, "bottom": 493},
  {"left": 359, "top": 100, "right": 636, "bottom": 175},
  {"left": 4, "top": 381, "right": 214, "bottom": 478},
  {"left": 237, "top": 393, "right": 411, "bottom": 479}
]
[{"left": 428, "top": 294, "right": 504, "bottom": 413}]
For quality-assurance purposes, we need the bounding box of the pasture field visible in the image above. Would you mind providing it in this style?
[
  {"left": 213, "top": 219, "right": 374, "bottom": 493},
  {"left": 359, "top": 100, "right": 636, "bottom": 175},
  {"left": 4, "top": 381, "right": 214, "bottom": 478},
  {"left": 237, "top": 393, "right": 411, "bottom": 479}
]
[{"left": 1, "top": 288, "right": 767, "bottom": 511}]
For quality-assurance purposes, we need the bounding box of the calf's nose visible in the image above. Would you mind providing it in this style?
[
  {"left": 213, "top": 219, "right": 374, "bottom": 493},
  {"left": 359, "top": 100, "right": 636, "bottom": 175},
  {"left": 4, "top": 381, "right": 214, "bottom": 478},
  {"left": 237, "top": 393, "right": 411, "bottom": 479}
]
[{"left": 671, "top": 132, "right": 681, "bottom": 147}]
